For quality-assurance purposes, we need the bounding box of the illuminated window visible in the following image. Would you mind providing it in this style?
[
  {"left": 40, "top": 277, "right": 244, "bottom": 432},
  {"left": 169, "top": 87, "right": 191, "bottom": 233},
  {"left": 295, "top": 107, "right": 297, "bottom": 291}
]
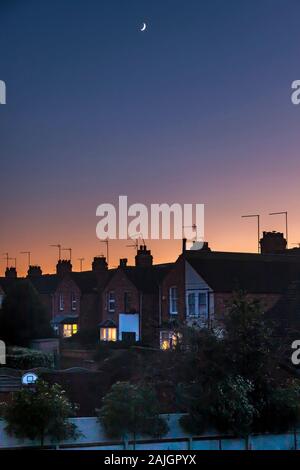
[
  {"left": 100, "top": 327, "right": 117, "bottom": 342},
  {"left": 160, "top": 331, "right": 179, "bottom": 350},
  {"left": 169, "top": 286, "right": 178, "bottom": 314},
  {"left": 63, "top": 324, "right": 78, "bottom": 337}
]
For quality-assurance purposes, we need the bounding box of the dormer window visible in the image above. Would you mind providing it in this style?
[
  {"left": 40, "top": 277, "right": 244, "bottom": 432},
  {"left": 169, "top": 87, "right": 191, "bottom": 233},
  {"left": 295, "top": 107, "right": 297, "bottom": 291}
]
[{"left": 100, "top": 327, "right": 117, "bottom": 342}]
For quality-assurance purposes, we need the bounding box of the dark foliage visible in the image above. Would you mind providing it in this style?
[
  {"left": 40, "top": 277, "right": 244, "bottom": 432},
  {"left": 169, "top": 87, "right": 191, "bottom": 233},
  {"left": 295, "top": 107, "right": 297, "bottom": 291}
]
[
  {"left": 98, "top": 381, "right": 168, "bottom": 440},
  {"left": 0, "top": 280, "right": 53, "bottom": 346},
  {"left": 1, "top": 380, "right": 80, "bottom": 447}
]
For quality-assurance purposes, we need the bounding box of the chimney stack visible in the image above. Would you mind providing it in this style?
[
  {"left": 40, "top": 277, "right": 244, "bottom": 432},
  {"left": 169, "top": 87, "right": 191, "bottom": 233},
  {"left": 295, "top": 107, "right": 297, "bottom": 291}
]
[
  {"left": 135, "top": 245, "right": 153, "bottom": 267},
  {"left": 27, "top": 266, "right": 42, "bottom": 278},
  {"left": 5, "top": 267, "right": 17, "bottom": 279},
  {"left": 182, "top": 238, "right": 187, "bottom": 253},
  {"left": 92, "top": 256, "right": 108, "bottom": 274},
  {"left": 56, "top": 259, "right": 72, "bottom": 277},
  {"left": 260, "top": 231, "right": 287, "bottom": 254},
  {"left": 119, "top": 258, "right": 128, "bottom": 268}
]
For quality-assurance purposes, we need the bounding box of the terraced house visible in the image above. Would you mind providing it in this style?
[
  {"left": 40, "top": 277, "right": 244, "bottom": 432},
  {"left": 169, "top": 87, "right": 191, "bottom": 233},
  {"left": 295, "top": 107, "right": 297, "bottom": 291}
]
[
  {"left": 100, "top": 246, "right": 171, "bottom": 346},
  {"left": 160, "top": 233, "right": 300, "bottom": 348},
  {"left": 1, "top": 232, "right": 300, "bottom": 350}
]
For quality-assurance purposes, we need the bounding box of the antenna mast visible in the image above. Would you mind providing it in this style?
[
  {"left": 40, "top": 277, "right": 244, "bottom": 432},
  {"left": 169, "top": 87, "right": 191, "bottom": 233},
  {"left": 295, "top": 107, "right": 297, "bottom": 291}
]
[
  {"left": 100, "top": 239, "right": 109, "bottom": 265},
  {"left": 241, "top": 214, "right": 260, "bottom": 253},
  {"left": 20, "top": 251, "right": 31, "bottom": 268},
  {"left": 50, "top": 244, "right": 62, "bottom": 260},
  {"left": 78, "top": 258, "right": 85, "bottom": 272},
  {"left": 62, "top": 247, "right": 72, "bottom": 261}
]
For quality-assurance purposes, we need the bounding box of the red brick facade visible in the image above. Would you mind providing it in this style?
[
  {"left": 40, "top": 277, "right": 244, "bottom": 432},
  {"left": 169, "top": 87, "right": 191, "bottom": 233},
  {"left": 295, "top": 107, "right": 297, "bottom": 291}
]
[
  {"left": 213, "top": 292, "right": 281, "bottom": 326},
  {"left": 161, "top": 255, "right": 185, "bottom": 324},
  {"left": 103, "top": 269, "right": 140, "bottom": 323},
  {"left": 51, "top": 276, "right": 81, "bottom": 321},
  {"left": 161, "top": 254, "right": 282, "bottom": 332},
  {"left": 102, "top": 267, "right": 160, "bottom": 345}
]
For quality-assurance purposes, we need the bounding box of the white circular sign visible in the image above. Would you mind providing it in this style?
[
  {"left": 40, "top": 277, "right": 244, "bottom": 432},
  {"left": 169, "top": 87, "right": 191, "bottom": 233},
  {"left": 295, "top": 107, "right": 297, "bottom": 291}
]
[{"left": 21, "top": 372, "right": 38, "bottom": 385}]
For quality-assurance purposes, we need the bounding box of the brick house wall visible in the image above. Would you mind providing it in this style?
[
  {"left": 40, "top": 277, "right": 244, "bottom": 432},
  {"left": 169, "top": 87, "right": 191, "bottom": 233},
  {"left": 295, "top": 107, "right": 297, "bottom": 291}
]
[
  {"left": 161, "top": 255, "right": 185, "bottom": 324},
  {"left": 79, "top": 292, "right": 99, "bottom": 331},
  {"left": 103, "top": 269, "right": 140, "bottom": 325},
  {"left": 52, "top": 276, "right": 81, "bottom": 320},
  {"left": 102, "top": 269, "right": 140, "bottom": 342},
  {"left": 161, "top": 255, "right": 282, "bottom": 332},
  {"left": 140, "top": 291, "right": 160, "bottom": 346},
  {"left": 102, "top": 268, "right": 160, "bottom": 345},
  {"left": 38, "top": 293, "right": 53, "bottom": 324},
  {"left": 213, "top": 292, "right": 281, "bottom": 326}
]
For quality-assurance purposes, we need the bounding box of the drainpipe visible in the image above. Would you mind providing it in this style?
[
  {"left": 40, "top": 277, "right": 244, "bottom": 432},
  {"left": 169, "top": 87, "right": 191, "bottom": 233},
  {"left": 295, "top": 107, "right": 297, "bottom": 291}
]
[
  {"left": 207, "top": 291, "right": 211, "bottom": 329},
  {"left": 139, "top": 292, "right": 143, "bottom": 341},
  {"left": 158, "top": 285, "right": 162, "bottom": 326}
]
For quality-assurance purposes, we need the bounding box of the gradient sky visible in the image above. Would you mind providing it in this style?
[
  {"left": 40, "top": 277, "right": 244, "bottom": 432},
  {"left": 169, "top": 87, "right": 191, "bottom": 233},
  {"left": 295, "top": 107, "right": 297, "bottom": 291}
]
[{"left": 1, "top": 0, "right": 300, "bottom": 275}]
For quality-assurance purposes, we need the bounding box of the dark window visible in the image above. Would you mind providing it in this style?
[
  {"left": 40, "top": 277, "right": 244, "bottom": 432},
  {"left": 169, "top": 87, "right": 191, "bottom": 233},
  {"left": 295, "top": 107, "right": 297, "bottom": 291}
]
[
  {"left": 121, "top": 332, "right": 136, "bottom": 343},
  {"left": 108, "top": 291, "right": 116, "bottom": 312},
  {"left": 124, "top": 292, "right": 132, "bottom": 312}
]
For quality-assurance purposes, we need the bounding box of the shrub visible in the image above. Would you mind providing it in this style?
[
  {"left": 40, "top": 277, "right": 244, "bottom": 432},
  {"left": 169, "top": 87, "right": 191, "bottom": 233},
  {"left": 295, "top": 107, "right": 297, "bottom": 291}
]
[{"left": 6, "top": 346, "right": 54, "bottom": 369}]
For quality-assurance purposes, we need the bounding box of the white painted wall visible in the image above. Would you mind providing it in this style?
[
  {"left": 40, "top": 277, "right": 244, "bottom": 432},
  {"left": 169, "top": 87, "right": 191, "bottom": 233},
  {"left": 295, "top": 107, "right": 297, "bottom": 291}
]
[
  {"left": 118, "top": 313, "right": 140, "bottom": 341},
  {"left": 185, "top": 261, "right": 214, "bottom": 326},
  {"left": 0, "top": 415, "right": 299, "bottom": 450}
]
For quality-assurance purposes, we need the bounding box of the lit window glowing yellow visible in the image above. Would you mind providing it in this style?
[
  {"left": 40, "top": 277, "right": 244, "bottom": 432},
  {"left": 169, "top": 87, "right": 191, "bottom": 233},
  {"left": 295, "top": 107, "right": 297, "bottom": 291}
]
[
  {"left": 161, "top": 340, "right": 170, "bottom": 350},
  {"left": 63, "top": 324, "right": 78, "bottom": 337},
  {"left": 100, "top": 327, "right": 117, "bottom": 342}
]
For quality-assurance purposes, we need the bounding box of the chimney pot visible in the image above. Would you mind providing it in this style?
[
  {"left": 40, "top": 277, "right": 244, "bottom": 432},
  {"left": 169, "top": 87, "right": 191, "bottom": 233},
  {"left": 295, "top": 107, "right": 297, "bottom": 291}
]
[
  {"left": 5, "top": 267, "right": 17, "bottom": 279},
  {"left": 56, "top": 259, "right": 72, "bottom": 276},
  {"left": 92, "top": 256, "right": 108, "bottom": 274},
  {"left": 135, "top": 245, "right": 153, "bottom": 267},
  {"left": 27, "top": 265, "right": 42, "bottom": 277},
  {"left": 260, "top": 231, "right": 287, "bottom": 254},
  {"left": 119, "top": 258, "right": 128, "bottom": 268}
]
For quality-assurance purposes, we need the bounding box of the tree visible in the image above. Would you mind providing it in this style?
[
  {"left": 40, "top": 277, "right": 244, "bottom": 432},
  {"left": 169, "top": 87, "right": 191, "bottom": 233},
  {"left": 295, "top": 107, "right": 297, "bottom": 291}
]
[
  {"left": 0, "top": 280, "right": 52, "bottom": 346},
  {"left": 98, "top": 381, "right": 168, "bottom": 442},
  {"left": 180, "top": 376, "right": 256, "bottom": 437},
  {"left": 254, "top": 380, "right": 300, "bottom": 433},
  {"left": 179, "top": 292, "right": 300, "bottom": 436},
  {"left": 210, "top": 375, "right": 256, "bottom": 437},
  {"left": 2, "top": 380, "right": 79, "bottom": 447},
  {"left": 223, "top": 291, "right": 275, "bottom": 382}
]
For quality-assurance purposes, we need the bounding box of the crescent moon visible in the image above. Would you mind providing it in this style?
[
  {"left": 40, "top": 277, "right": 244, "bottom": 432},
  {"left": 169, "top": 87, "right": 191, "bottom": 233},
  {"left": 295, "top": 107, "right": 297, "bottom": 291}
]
[{"left": 140, "top": 22, "right": 147, "bottom": 32}]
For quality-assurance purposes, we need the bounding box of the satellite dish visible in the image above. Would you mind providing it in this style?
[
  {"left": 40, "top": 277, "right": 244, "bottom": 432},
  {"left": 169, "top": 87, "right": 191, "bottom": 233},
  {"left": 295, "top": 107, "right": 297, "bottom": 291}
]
[{"left": 22, "top": 372, "right": 38, "bottom": 385}]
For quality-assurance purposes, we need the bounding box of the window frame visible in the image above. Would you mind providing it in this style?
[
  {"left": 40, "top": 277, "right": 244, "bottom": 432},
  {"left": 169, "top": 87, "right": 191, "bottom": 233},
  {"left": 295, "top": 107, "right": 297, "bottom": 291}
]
[
  {"left": 124, "top": 291, "right": 132, "bottom": 313},
  {"left": 160, "top": 330, "right": 179, "bottom": 350},
  {"left": 71, "top": 292, "right": 77, "bottom": 311},
  {"left": 63, "top": 323, "right": 78, "bottom": 338},
  {"left": 59, "top": 293, "right": 64, "bottom": 311},
  {"left": 169, "top": 286, "right": 178, "bottom": 315},
  {"left": 100, "top": 327, "right": 117, "bottom": 342},
  {"left": 186, "top": 289, "right": 209, "bottom": 318},
  {"left": 107, "top": 291, "right": 116, "bottom": 313}
]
